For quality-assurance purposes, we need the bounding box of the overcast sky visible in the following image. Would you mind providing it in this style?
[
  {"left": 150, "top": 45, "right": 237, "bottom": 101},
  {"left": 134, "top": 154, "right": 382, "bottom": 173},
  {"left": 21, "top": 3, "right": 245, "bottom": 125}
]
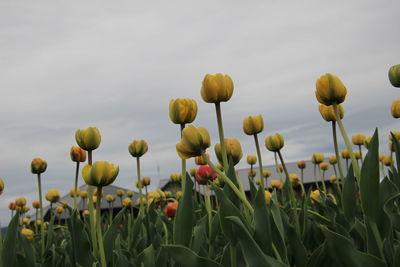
[{"left": 1, "top": 1, "right": 399, "bottom": 226}]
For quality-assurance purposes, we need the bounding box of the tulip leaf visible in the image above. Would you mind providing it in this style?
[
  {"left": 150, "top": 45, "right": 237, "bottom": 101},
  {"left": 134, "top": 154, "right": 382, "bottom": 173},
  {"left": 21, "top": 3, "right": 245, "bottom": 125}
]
[
  {"left": 17, "top": 232, "right": 36, "bottom": 266},
  {"left": 391, "top": 132, "right": 400, "bottom": 183},
  {"left": 248, "top": 177, "right": 257, "bottom": 203},
  {"left": 282, "top": 213, "right": 308, "bottom": 267},
  {"left": 342, "top": 164, "right": 357, "bottom": 224},
  {"left": 222, "top": 158, "right": 240, "bottom": 207},
  {"left": 45, "top": 215, "right": 56, "bottom": 251},
  {"left": 162, "top": 245, "right": 222, "bottom": 267},
  {"left": 104, "top": 207, "right": 126, "bottom": 265},
  {"left": 191, "top": 215, "right": 207, "bottom": 255},
  {"left": 173, "top": 172, "right": 194, "bottom": 246},
  {"left": 253, "top": 186, "right": 272, "bottom": 256},
  {"left": 138, "top": 244, "right": 156, "bottom": 267},
  {"left": 1, "top": 214, "right": 19, "bottom": 267}
]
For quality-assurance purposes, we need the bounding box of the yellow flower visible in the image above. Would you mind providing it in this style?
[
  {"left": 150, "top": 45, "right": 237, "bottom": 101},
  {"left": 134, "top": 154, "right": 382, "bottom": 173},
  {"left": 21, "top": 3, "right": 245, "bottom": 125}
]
[
  {"left": 70, "top": 146, "right": 87, "bottom": 162},
  {"left": 389, "top": 64, "right": 400, "bottom": 88},
  {"left": 382, "top": 155, "right": 392, "bottom": 167},
  {"left": 243, "top": 115, "right": 264, "bottom": 135},
  {"left": 391, "top": 100, "right": 400, "bottom": 118},
  {"left": 328, "top": 156, "right": 337, "bottom": 164},
  {"left": 106, "top": 194, "right": 115, "bottom": 203},
  {"left": 45, "top": 189, "right": 60, "bottom": 203},
  {"left": 189, "top": 167, "right": 198, "bottom": 177},
  {"left": 175, "top": 191, "right": 183, "bottom": 200},
  {"left": 248, "top": 170, "right": 256, "bottom": 178},
  {"left": 297, "top": 161, "right": 306, "bottom": 169},
  {"left": 56, "top": 206, "right": 64, "bottom": 215},
  {"left": 195, "top": 154, "right": 209, "bottom": 165},
  {"left": 116, "top": 189, "right": 124, "bottom": 197},
  {"left": 21, "top": 229, "right": 34, "bottom": 241},
  {"left": 265, "top": 133, "right": 284, "bottom": 152},
  {"left": 216, "top": 163, "right": 224, "bottom": 171},
  {"left": 21, "top": 218, "right": 30, "bottom": 226},
  {"left": 0, "top": 178, "right": 4, "bottom": 195},
  {"left": 318, "top": 104, "right": 344, "bottom": 122},
  {"left": 82, "top": 210, "right": 90, "bottom": 216},
  {"left": 264, "top": 191, "right": 272, "bottom": 205},
  {"left": 364, "top": 136, "right": 372, "bottom": 149},
  {"left": 329, "top": 175, "right": 337, "bottom": 183},
  {"left": 128, "top": 140, "right": 148, "bottom": 158},
  {"left": 352, "top": 134, "right": 366, "bottom": 146},
  {"left": 82, "top": 161, "right": 119, "bottom": 187},
  {"left": 315, "top": 73, "right": 347, "bottom": 106},
  {"left": 176, "top": 125, "right": 211, "bottom": 159},
  {"left": 70, "top": 188, "right": 81, "bottom": 197},
  {"left": 311, "top": 153, "right": 324, "bottom": 164},
  {"left": 127, "top": 191, "right": 134, "bottom": 198},
  {"left": 270, "top": 180, "right": 282, "bottom": 190},
  {"left": 215, "top": 138, "right": 243, "bottom": 165},
  {"left": 75, "top": 127, "right": 101, "bottom": 151},
  {"left": 31, "top": 158, "right": 47, "bottom": 174},
  {"left": 289, "top": 173, "right": 301, "bottom": 187},
  {"left": 164, "top": 191, "right": 172, "bottom": 198},
  {"left": 142, "top": 177, "right": 151, "bottom": 186},
  {"left": 247, "top": 155, "right": 257, "bottom": 165},
  {"left": 379, "top": 154, "right": 385, "bottom": 163},
  {"left": 262, "top": 170, "right": 271, "bottom": 178},
  {"left": 341, "top": 149, "right": 350, "bottom": 159},
  {"left": 122, "top": 197, "right": 132, "bottom": 207},
  {"left": 200, "top": 73, "right": 234, "bottom": 103},
  {"left": 320, "top": 162, "right": 329, "bottom": 171},
  {"left": 15, "top": 197, "right": 27, "bottom": 207},
  {"left": 255, "top": 179, "right": 261, "bottom": 185},
  {"left": 136, "top": 180, "right": 144, "bottom": 189},
  {"left": 80, "top": 191, "right": 88, "bottom": 198},
  {"left": 136, "top": 197, "right": 147, "bottom": 205},
  {"left": 169, "top": 98, "right": 198, "bottom": 124},
  {"left": 170, "top": 173, "right": 182, "bottom": 182},
  {"left": 354, "top": 151, "right": 361, "bottom": 159},
  {"left": 310, "top": 190, "right": 321, "bottom": 201}
]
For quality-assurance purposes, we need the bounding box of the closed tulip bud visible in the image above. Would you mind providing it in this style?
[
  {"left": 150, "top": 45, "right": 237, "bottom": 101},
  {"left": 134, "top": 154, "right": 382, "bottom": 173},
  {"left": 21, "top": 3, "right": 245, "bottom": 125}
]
[
  {"left": 265, "top": 133, "right": 284, "bottom": 152},
  {"left": 116, "top": 189, "right": 124, "bottom": 197},
  {"left": 200, "top": 73, "right": 234, "bottom": 103},
  {"left": 82, "top": 161, "right": 119, "bottom": 187},
  {"left": 75, "top": 127, "right": 101, "bottom": 151},
  {"left": 195, "top": 154, "right": 209, "bottom": 165},
  {"left": 164, "top": 202, "right": 178, "bottom": 218},
  {"left": 391, "top": 100, "right": 400, "bottom": 118},
  {"left": 214, "top": 177, "right": 223, "bottom": 187},
  {"left": 70, "top": 146, "right": 87, "bottom": 162},
  {"left": 56, "top": 206, "right": 64, "bottom": 215},
  {"left": 91, "top": 196, "right": 97, "bottom": 204},
  {"left": 243, "top": 115, "right": 264, "bottom": 135},
  {"left": 310, "top": 190, "right": 321, "bottom": 201},
  {"left": 379, "top": 154, "right": 385, "bottom": 163},
  {"left": 364, "top": 136, "right": 372, "bottom": 149},
  {"left": 390, "top": 131, "right": 400, "bottom": 141},
  {"left": 248, "top": 170, "right": 257, "bottom": 178},
  {"left": 105, "top": 194, "right": 114, "bottom": 203},
  {"left": 21, "top": 229, "right": 34, "bottom": 241},
  {"left": 0, "top": 178, "right": 3, "bottom": 195},
  {"left": 82, "top": 210, "right": 90, "bottom": 216},
  {"left": 189, "top": 168, "right": 198, "bottom": 177},
  {"left": 383, "top": 155, "right": 393, "bottom": 167},
  {"left": 216, "top": 163, "right": 224, "bottom": 171},
  {"left": 319, "top": 104, "right": 345, "bottom": 122},
  {"left": 9, "top": 202, "right": 16, "bottom": 210},
  {"left": 148, "top": 191, "right": 161, "bottom": 203},
  {"left": 262, "top": 170, "right": 271, "bottom": 178},
  {"left": 69, "top": 188, "right": 81, "bottom": 197},
  {"left": 31, "top": 158, "right": 47, "bottom": 174},
  {"left": 176, "top": 126, "right": 211, "bottom": 159},
  {"left": 389, "top": 64, "right": 400, "bottom": 88},
  {"left": 169, "top": 98, "right": 198, "bottom": 124},
  {"left": 329, "top": 156, "right": 337, "bottom": 164},
  {"left": 127, "top": 191, "right": 134, "bottom": 198},
  {"left": 215, "top": 138, "right": 243, "bottom": 165},
  {"left": 164, "top": 191, "right": 172, "bottom": 198},
  {"left": 23, "top": 206, "right": 30, "bottom": 213},
  {"left": 270, "top": 180, "right": 283, "bottom": 190},
  {"left": 341, "top": 149, "right": 350, "bottom": 159},
  {"left": 16, "top": 197, "right": 27, "bottom": 207},
  {"left": 289, "top": 174, "right": 301, "bottom": 187},
  {"left": 128, "top": 140, "right": 148, "bottom": 158},
  {"left": 195, "top": 165, "right": 217, "bottom": 185},
  {"left": 297, "top": 161, "right": 306, "bottom": 169},
  {"left": 277, "top": 166, "right": 284, "bottom": 173},
  {"left": 21, "top": 218, "right": 30, "bottom": 226},
  {"left": 45, "top": 189, "right": 60, "bottom": 203},
  {"left": 136, "top": 180, "right": 144, "bottom": 189},
  {"left": 142, "top": 177, "right": 151, "bottom": 186},
  {"left": 175, "top": 191, "right": 183, "bottom": 200},
  {"left": 311, "top": 153, "right": 324, "bottom": 164},
  {"left": 136, "top": 197, "right": 147, "bottom": 205},
  {"left": 352, "top": 134, "right": 366, "bottom": 146},
  {"left": 320, "top": 162, "right": 329, "bottom": 171},
  {"left": 32, "top": 201, "right": 40, "bottom": 209},
  {"left": 330, "top": 175, "right": 337, "bottom": 183},
  {"left": 315, "top": 73, "right": 347, "bottom": 106},
  {"left": 80, "top": 191, "right": 88, "bottom": 199},
  {"left": 255, "top": 179, "right": 261, "bottom": 185},
  {"left": 247, "top": 155, "right": 257, "bottom": 165},
  {"left": 264, "top": 191, "right": 272, "bottom": 205},
  {"left": 354, "top": 151, "right": 362, "bottom": 159}
]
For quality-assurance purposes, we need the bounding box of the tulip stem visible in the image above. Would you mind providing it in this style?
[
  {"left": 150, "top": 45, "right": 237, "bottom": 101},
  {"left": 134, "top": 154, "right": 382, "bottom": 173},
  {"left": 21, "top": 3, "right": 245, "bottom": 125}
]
[
  {"left": 253, "top": 134, "right": 265, "bottom": 189},
  {"left": 203, "top": 154, "right": 254, "bottom": 214},
  {"left": 136, "top": 157, "right": 144, "bottom": 217},
  {"left": 333, "top": 103, "right": 360, "bottom": 181},
  {"left": 215, "top": 102, "right": 229, "bottom": 172},
  {"left": 37, "top": 173, "right": 45, "bottom": 260},
  {"left": 180, "top": 124, "right": 187, "bottom": 195},
  {"left": 87, "top": 151, "right": 99, "bottom": 260},
  {"left": 321, "top": 170, "right": 327, "bottom": 192},
  {"left": 332, "top": 122, "right": 345, "bottom": 187},
  {"left": 74, "top": 162, "right": 80, "bottom": 210},
  {"left": 96, "top": 186, "right": 107, "bottom": 267},
  {"left": 203, "top": 185, "right": 213, "bottom": 256},
  {"left": 359, "top": 145, "right": 364, "bottom": 165}
]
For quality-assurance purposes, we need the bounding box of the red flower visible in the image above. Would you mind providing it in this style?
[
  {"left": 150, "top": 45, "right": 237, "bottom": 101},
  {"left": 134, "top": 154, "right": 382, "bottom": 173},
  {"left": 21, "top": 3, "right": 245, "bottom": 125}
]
[
  {"left": 164, "top": 202, "right": 178, "bottom": 218},
  {"left": 195, "top": 165, "right": 217, "bottom": 185}
]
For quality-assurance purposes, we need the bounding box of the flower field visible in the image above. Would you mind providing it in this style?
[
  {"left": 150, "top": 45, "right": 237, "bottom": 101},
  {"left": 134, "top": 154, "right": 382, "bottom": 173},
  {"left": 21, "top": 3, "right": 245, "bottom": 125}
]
[{"left": 1, "top": 67, "right": 400, "bottom": 267}]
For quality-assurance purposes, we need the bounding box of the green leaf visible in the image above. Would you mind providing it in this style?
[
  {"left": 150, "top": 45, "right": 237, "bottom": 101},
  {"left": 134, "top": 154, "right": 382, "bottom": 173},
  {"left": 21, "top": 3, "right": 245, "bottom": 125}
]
[
  {"left": 162, "top": 245, "right": 222, "bottom": 267},
  {"left": 173, "top": 172, "right": 194, "bottom": 246},
  {"left": 103, "top": 207, "right": 126, "bottom": 265},
  {"left": 191, "top": 216, "right": 207, "bottom": 255},
  {"left": 342, "top": 164, "right": 357, "bottom": 224},
  {"left": 253, "top": 186, "right": 272, "bottom": 256},
  {"left": 222, "top": 158, "right": 240, "bottom": 207},
  {"left": 248, "top": 177, "right": 257, "bottom": 203},
  {"left": 138, "top": 244, "right": 156, "bottom": 267},
  {"left": 1, "top": 214, "right": 19, "bottom": 267}
]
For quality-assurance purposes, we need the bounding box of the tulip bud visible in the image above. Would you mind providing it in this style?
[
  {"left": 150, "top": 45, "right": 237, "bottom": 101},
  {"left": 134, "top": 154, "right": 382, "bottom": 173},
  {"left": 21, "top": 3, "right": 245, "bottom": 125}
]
[
  {"left": 264, "top": 191, "right": 272, "bottom": 205},
  {"left": 255, "top": 179, "right": 261, "bottom": 185},
  {"left": 116, "top": 189, "right": 125, "bottom": 197},
  {"left": 379, "top": 154, "right": 385, "bottom": 163},
  {"left": 82, "top": 210, "right": 90, "bottom": 216},
  {"left": 175, "top": 191, "right": 183, "bottom": 200},
  {"left": 215, "top": 138, "right": 243, "bottom": 165},
  {"left": 391, "top": 100, "right": 400, "bottom": 119},
  {"left": 320, "top": 162, "right": 329, "bottom": 171},
  {"left": 318, "top": 104, "right": 345, "bottom": 122},
  {"left": 169, "top": 98, "right": 198, "bottom": 124},
  {"left": 195, "top": 154, "right": 209, "bottom": 165},
  {"left": 247, "top": 155, "right": 257, "bottom": 165},
  {"left": 354, "top": 151, "right": 362, "bottom": 159},
  {"left": 277, "top": 166, "right": 284, "bottom": 173},
  {"left": 9, "top": 202, "right": 16, "bottom": 210},
  {"left": 243, "top": 115, "right": 264, "bottom": 135},
  {"left": 248, "top": 170, "right": 256, "bottom": 178},
  {"left": 122, "top": 197, "right": 131, "bottom": 207},
  {"left": 21, "top": 218, "right": 30, "bottom": 226},
  {"left": 142, "top": 177, "right": 151, "bottom": 186},
  {"left": 69, "top": 188, "right": 81, "bottom": 197},
  {"left": 31, "top": 158, "right": 47, "bottom": 174},
  {"left": 311, "top": 153, "right": 324, "bottom": 164},
  {"left": 389, "top": 64, "right": 400, "bottom": 88},
  {"left": 164, "top": 202, "right": 178, "bottom": 218},
  {"left": 80, "top": 191, "right": 88, "bottom": 199},
  {"left": 262, "top": 170, "right": 271, "bottom": 178},
  {"left": 200, "top": 73, "right": 234, "bottom": 103},
  {"left": 216, "top": 163, "right": 224, "bottom": 171},
  {"left": 363, "top": 136, "right": 372, "bottom": 149},
  {"left": 297, "top": 161, "right": 306, "bottom": 169},
  {"left": 330, "top": 175, "right": 337, "bottom": 183},
  {"left": 70, "top": 146, "right": 87, "bottom": 162},
  {"left": 45, "top": 189, "right": 60, "bottom": 203},
  {"left": 329, "top": 156, "right": 337, "bottom": 164},
  {"left": 127, "top": 191, "right": 134, "bottom": 198},
  {"left": 23, "top": 206, "right": 30, "bottom": 213},
  {"left": 270, "top": 180, "right": 282, "bottom": 190},
  {"left": 195, "top": 165, "right": 217, "bottom": 185},
  {"left": 136, "top": 197, "right": 147, "bottom": 205},
  {"left": 265, "top": 133, "right": 284, "bottom": 152},
  {"left": 352, "top": 134, "right": 366, "bottom": 146},
  {"left": 56, "top": 206, "right": 64, "bottom": 215},
  {"left": 128, "top": 140, "right": 148, "bottom": 158},
  {"left": 289, "top": 173, "right": 301, "bottom": 187},
  {"left": 189, "top": 168, "right": 198, "bottom": 177},
  {"left": 32, "top": 201, "right": 40, "bottom": 209},
  {"left": 315, "top": 73, "right": 347, "bottom": 106},
  {"left": 164, "top": 191, "right": 172, "bottom": 198},
  {"left": 136, "top": 180, "right": 144, "bottom": 189},
  {"left": 0, "top": 178, "right": 3, "bottom": 195},
  {"left": 21, "top": 229, "right": 34, "bottom": 241},
  {"left": 310, "top": 190, "right": 321, "bottom": 201},
  {"left": 75, "top": 127, "right": 101, "bottom": 151},
  {"left": 176, "top": 126, "right": 211, "bottom": 159},
  {"left": 341, "top": 149, "right": 350, "bottom": 159},
  {"left": 383, "top": 155, "right": 392, "bottom": 167},
  {"left": 106, "top": 194, "right": 115, "bottom": 203},
  {"left": 15, "top": 197, "right": 27, "bottom": 207},
  {"left": 82, "top": 161, "right": 119, "bottom": 187}
]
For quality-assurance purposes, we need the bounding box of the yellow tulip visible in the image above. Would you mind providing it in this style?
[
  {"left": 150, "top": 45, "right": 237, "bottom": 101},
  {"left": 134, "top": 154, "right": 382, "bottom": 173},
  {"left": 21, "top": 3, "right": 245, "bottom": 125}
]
[
  {"left": 247, "top": 155, "right": 257, "bottom": 165},
  {"left": 189, "top": 167, "right": 198, "bottom": 177},
  {"left": 127, "top": 191, "right": 134, "bottom": 198},
  {"left": 389, "top": 64, "right": 400, "bottom": 88},
  {"left": 391, "top": 100, "right": 400, "bottom": 118},
  {"left": 21, "top": 229, "right": 34, "bottom": 241},
  {"left": 243, "top": 115, "right": 264, "bottom": 135},
  {"left": 265, "top": 133, "right": 284, "bottom": 152},
  {"left": 329, "top": 155, "right": 337, "bottom": 164},
  {"left": 320, "top": 162, "right": 329, "bottom": 171},
  {"left": 0, "top": 178, "right": 4, "bottom": 195},
  {"left": 106, "top": 194, "right": 115, "bottom": 203},
  {"left": 315, "top": 73, "right": 347, "bottom": 106},
  {"left": 289, "top": 173, "right": 301, "bottom": 187},
  {"left": 215, "top": 138, "right": 243, "bottom": 165},
  {"left": 169, "top": 98, "right": 198, "bottom": 124},
  {"left": 262, "top": 170, "right": 271, "bottom": 178},
  {"left": 195, "top": 154, "right": 209, "bottom": 165},
  {"left": 82, "top": 210, "right": 90, "bottom": 216},
  {"left": 45, "top": 189, "right": 60, "bottom": 203},
  {"left": 80, "top": 191, "right": 88, "bottom": 198},
  {"left": 15, "top": 197, "right": 27, "bottom": 207},
  {"left": 354, "top": 151, "right": 361, "bottom": 159},
  {"left": 128, "top": 140, "right": 148, "bottom": 158},
  {"left": 270, "top": 180, "right": 283, "bottom": 190},
  {"left": 264, "top": 191, "right": 272, "bottom": 205},
  {"left": 31, "top": 158, "right": 47, "bottom": 174},
  {"left": 200, "top": 73, "right": 234, "bottom": 103},
  {"left": 142, "top": 177, "right": 151, "bottom": 186},
  {"left": 69, "top": 188, "right": 81, "bottom": 197},
  {"left": 310, "top": 190, "right": 321, "bottom": 201},
  {"left": 311, "top": 153, "right": 324, "bottom": 164},
  {"left": 82, "top": 161, "right": 119, "bottom": 187},
  {"left": 116, "top": 189, "right": 124, "bottom": 197},
  {"left": 330, "top": 175, "right": 337, "bottom": 183},
  {"left": 175, "top": 191, "right": 183, "bottom": 200},
  {"left": 318, "top": 104, "right": 344, "bottom": 122},
  {"left": 341, "top": 149, "right": 350, "bottom": 159},
  {"left": 383, "top": 155, "right": 392, "bottom": 167},
  {"left": 56, "top": 206, "right": 64, "bottom": 215},
  {"left": 364, "top": 136, "right": 372, "bottom": 149},
  {"left": 21, "top": 218, "right": 30, "bottom": 226},
  {"left": 176, "top": 125, "right": 211, "bottom": 159},
  {"left": 352, "top": 134, "right": 366, "bottom": 146},
  {"left": 75, "top": 127, "right": 101, "bottom": 151},
  {"left": 70, "top": 146, "right": 87, "bottom": 162},
  {"left": 248, "top": 170, "right": 256, "bottom": 178}
]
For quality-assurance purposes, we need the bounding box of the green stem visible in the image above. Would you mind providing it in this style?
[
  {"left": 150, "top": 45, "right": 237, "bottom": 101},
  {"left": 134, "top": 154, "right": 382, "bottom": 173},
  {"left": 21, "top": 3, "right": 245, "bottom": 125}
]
[
  {"left": 321, "top": 170, "right": 327, "bottom": 192},
  {"left": 87, "top": 151, "right": 98, "bottom": 259},
  {"left": 180, "top": 124, "right": 187, "bottom": 195},
  {"left": 359, "top": 145, "right": 364, "bottom": 165},
  {"left": 37, "top": 173, "right": 45, "bottom": 260},
  {"left": 370, "top": 221, "right": 385, "bottom": 260},
  {"left": 136, "top": 157, "right": 144, "bottom": 217},
  {"left": 332, "top": 122, "right": 345, "bottom": 187},
  {"left": 272, "top": 243, "right": 283, "bottom": 263},
  {"left": 313, "top": 164, "right": 320, "bottom": 190},
  {"left": 274, "top": 153, "right": 285, "bottom": 183},
  {"left": 74, "top": 162, "right": 79, "bottom": 210},
  {"left": 204, "top": 185, "right": 213, "bottom": 256},
  {"left": 215, "top": 102, "right": 229, "bottom": 172},
  {"left": 96, "top": 186, "right": 107, "bottom": 267},
  {"left": 333, "top": 103, "right": 360, "bottom": 181},
  {"left": 230, "top": 244, "right": 237, "bottom": 267},
  {"left": 253, "top": 134, "right": 265, "bottom": 188}
]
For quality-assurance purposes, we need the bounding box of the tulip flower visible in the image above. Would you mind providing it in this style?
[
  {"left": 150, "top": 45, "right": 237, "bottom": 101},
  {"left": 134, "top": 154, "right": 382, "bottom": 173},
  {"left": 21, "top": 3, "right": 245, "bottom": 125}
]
[
  {"left": 195, "top": 154, "right": 209, "bottom": 165},
  {"left": 9, "top": 202, "right": 16, "bottom": 210},
  {"left": 70, "top": 146, "right": 87, "bottom": 209},
  {"left": 330, "top": 175, "right": 337, "bottom": 183},
  {"left": 391, "top": 100, "right": 400, "bottom": 118},
  {"left": 315, "top": 73, "right": 347, "bottom": 106},
  {"left": 311, "top": 153, "right": 324, "bottom": 164},
  {"left": 215, "top": 138, "right": 243, "bottom": 166},
  {"left": 319, "top": 104, "right": 344, "bottom": 122},
  {"left": 200, "top": 73, "right": 234, "bottom": 103},
  {"left": 21, "top": 229, "right": 34, "bottom": 241},
  {"left": 164, "top": 191, "right": 172, "bottom": 198},
  {"left": 176, "top": 126, "right": 211, "bottom": 159},
  {"left": 0, "top": 177, "right": 3, "bottom": 195},
  {"left": 116, "top": 189, "right": 124, "bottom": 197},
  {"left": 270, "top": 180, "right": 283, "bottom": 190},
  {"left": 264, "top": 191, "right": 272, "bottom": 205},
  {"left": 265, "top": 134, "right": 284, "bottom": 152},
  {"left": 169, "top": 98, "right": 198, "bottom": 125},
  {"left": 195, "top": 165, "right": 217, "bottom": 185},
  {"left": 127, "top": 191, "right": 134, "bottom": 198},
  {"left": 175, "top": 191, "right": 183, "bottom": 200},
  {"left": 164, "top": 201, "right": 178, "bottom": 218},
  {"left": 248, "top": 170, "right": 257, "bottom": 179},
  {"left": 82, "top": 162, "right": 119, "bottom": 187},
  {"left": 142, "top": 177, "right": 151, "bottom": 186},
  {"left": 16, "top": 197, "right": 27, "bottom": 207},
  {"left": 262, "top": 170, "right": 271, "bottom": 178},
  {"left": 310, "top": 190, "right": 321, "bottom": 202},
  {"left": 189, "top": 167, "right": 198, "bottom": 177},
  {"left": 247, "top": 155, "right": 257, "bottom": 165},
  {"left": 45, "top": 189, "right": 60, "bottom": 204},
  {"left": 128, "top": 140, "right": 148, "bottom": 158},
  {"left": 75, "top": 127, "right": 101, "bottom": 151},
  {"left": 289, "top": 173, "right": 301, "bottom": 187},
  {"left": 364, "top": 136, "right": 372, "bottom": 149},
  {"left": 56, "top": 205, "right": 64, "bottom": 215},
  {"left": 389, "top": 64, "right": 400, "bottom": 88},
  {"left": 243, "top": 114, "right": 264, "bottom": 136}
]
